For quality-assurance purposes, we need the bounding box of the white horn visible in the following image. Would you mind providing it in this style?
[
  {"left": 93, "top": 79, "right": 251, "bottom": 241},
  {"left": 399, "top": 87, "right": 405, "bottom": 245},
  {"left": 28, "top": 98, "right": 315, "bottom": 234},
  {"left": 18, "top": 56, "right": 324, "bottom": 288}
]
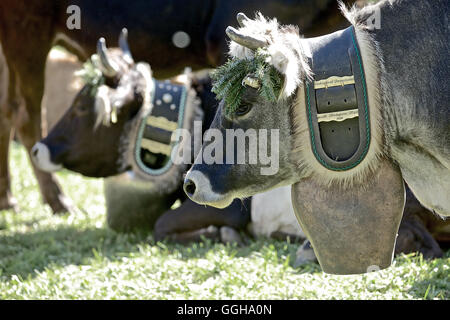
[
  {"left": 119, "top": 28, "right": 134, "bottom": 65},
  {"left": 97, "top": 37, "right": 119, "bottom": 77},
  {"left": 236, "top": 12, "right": 250, "bottom": 27},
  {"left": 225, "top": 26, "right": 267, "bottom": 50}
]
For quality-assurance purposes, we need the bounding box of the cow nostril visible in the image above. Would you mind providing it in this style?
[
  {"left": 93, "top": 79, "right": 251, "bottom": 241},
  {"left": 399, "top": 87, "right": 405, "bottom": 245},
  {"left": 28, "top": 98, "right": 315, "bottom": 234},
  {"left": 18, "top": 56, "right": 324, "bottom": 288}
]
[
  {"left": 32, "top": 146, "right": 39, "bottom": 157},
  {"left": 184, "top": 179, "right": 196, "bottom": 197}
]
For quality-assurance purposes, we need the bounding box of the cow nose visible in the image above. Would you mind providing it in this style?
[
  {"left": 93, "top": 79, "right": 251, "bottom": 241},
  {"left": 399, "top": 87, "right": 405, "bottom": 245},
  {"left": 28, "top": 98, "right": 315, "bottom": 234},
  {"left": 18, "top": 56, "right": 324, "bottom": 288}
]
[
  {"left": 32, "top": 145, "right": 39, "bottom": 157},
  {"left": 183, "top": 169, "right": 232, "bottom": 208},
  {"left": 183, "top": 178, "right": 197, "bottom": 197},
  {"left": 31, "top": 142, "right": 63, "bottom": 172}
]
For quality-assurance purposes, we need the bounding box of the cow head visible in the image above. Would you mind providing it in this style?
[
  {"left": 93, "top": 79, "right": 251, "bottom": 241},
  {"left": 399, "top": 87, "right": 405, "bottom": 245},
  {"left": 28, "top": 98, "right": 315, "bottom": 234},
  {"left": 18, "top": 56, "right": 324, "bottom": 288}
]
[
  {"left": 184, "top": 13, "right": 310, "bottom": 208},
  {"left": 32, "top": 29, "right": 149, "bottom": 177}
]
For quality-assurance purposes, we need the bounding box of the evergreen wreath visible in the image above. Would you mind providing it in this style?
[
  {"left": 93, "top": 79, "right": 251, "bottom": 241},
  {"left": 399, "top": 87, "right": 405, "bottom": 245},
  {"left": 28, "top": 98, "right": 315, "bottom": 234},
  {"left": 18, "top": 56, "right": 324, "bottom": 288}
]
[
  {"left": 75, "top": 58, "right": 105, "bottom": 96},
  {"left": 211, "top": 48, "right": 283, "bottom": 116}
]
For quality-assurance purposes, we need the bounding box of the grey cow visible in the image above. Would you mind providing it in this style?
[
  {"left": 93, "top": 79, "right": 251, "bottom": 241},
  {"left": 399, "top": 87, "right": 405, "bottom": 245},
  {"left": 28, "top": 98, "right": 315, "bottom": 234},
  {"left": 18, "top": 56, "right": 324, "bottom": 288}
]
[{"left": 184, "top": 0, "right": 449, "bottom": 274}]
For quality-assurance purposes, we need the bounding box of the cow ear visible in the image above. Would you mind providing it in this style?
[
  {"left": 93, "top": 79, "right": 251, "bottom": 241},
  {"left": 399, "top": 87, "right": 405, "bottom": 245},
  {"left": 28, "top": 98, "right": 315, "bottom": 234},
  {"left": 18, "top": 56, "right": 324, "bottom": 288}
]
[
  {"left": 267, "top": 44, "right": 301, "bottom": 98},
  {"left": 94, "top": 85, "right": 112, "bottom": 128}
]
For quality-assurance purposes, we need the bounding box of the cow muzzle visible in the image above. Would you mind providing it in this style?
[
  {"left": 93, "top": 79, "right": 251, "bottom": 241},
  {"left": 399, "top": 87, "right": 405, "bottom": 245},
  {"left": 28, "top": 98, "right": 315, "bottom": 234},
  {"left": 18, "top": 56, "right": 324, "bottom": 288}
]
[
  {"left": 291, "top": 158, "right": 405, "bottom": 275},
  {"left": 31, "top": 142, "right": 63, "bottom": 172},
  {"left": 184, "top": 169, "right": 233, "bottom": 209}
]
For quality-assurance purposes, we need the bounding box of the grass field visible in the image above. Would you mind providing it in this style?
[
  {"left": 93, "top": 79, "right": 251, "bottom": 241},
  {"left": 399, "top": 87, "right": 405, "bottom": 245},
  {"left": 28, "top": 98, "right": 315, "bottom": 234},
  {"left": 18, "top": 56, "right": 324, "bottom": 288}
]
[{"left": 0, "top": 142, "right": 448, "bottom": 299}]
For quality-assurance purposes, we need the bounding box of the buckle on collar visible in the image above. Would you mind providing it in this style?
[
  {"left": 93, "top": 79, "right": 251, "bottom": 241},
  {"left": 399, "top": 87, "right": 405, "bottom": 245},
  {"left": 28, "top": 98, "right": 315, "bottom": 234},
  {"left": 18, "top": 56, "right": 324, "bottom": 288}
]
[
  {"left": 314, "top": 75, "right": 355, "bottom": 89},
  {"left": 317, "top": 109, "right": 359, "bottom": 123},
  {"left": 314, "top": 75, "right": 359, "bottom": 123}
]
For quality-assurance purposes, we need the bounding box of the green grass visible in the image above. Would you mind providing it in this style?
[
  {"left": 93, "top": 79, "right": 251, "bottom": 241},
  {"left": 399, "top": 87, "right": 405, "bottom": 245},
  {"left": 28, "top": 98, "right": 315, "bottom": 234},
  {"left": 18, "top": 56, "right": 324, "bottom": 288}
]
[{"left": 0, "top": 142, "right": 448, "bottom": 299}]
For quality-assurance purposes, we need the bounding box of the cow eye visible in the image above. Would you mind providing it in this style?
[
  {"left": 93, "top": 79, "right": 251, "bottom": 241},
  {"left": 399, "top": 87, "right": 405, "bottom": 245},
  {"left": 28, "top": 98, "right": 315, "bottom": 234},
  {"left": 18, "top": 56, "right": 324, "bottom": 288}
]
[
  {"left": 76, "top": 104, "right": 90, "bottom": 115},
  {"left": 235, "top": 103, "right": 252, "bottom": 117}
]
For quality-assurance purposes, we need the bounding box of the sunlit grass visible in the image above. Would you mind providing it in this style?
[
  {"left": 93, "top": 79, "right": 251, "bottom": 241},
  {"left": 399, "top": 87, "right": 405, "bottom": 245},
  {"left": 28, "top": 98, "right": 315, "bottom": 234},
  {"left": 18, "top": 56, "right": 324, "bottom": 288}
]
[{"left": 0, "top": 142, "right": 448, "bottom": 299}]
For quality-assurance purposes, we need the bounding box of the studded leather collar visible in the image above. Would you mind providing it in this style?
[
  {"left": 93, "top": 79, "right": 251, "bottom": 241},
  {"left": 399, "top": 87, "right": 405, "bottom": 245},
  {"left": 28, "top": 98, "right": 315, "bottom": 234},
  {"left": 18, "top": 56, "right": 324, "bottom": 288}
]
[
  {"left": 304, "top": 26, "right": 371, "bottom": 171},
  {"left": 134, "top": 79, "right": 188, "bottom": 175}
]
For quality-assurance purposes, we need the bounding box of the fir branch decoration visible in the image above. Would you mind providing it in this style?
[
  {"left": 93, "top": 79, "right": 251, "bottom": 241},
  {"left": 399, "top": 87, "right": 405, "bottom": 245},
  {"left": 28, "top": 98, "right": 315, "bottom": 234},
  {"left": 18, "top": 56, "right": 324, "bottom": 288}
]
[
  {"left": 75, "top": 58, "right": 105, "bottom": 96},
  {"left": 211, "top": 48, "right": 283, "bottom": 115}
]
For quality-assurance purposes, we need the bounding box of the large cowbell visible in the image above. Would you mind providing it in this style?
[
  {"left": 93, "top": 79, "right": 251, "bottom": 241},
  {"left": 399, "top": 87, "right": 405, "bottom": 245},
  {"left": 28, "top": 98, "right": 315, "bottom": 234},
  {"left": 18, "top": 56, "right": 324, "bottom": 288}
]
[
  {"left": 127, "top": 77, "right": 200, "bottom": 194},
  {"left": 294, "top": 26, "right": 406, "bottom": 274},
  {"left": 292, "top": 159, "right": 405, "bottom": 274}
]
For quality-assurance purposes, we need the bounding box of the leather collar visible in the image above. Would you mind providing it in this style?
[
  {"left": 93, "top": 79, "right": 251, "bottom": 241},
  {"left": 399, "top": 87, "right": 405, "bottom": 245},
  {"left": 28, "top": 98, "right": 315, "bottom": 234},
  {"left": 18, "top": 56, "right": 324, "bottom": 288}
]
[
  {"left": 304, "top": 26, "right": 371, "bottom": 171},
  {"left": 134, "top": 79, "right": 188, "bottom": 175}
]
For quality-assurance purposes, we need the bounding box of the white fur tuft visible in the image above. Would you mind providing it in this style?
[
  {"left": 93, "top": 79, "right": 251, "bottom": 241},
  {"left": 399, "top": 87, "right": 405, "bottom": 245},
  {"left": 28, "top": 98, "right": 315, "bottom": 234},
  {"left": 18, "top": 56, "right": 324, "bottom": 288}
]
[{"left": 94, "top": 85, "right": 112, "bottom": 128}]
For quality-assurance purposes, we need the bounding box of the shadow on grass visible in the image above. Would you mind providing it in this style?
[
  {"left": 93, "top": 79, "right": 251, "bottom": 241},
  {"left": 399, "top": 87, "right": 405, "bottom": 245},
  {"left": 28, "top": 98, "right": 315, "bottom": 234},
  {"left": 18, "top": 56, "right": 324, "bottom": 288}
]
[
  {"left": 159, "top": 235, "right": 321, "bottom": 274},
  {"left": 0, "top": 226, "right": 317, "bottom": 280},
  {"left": 0, "top": 226, "right": 148, "bottom": 280}
]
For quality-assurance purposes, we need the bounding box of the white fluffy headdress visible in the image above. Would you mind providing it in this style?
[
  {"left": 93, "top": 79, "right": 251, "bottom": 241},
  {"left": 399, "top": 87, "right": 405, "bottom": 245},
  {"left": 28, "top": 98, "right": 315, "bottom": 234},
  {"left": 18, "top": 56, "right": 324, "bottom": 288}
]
[{"left": 227, "top": 13, "right": 312, "bottom": 98}]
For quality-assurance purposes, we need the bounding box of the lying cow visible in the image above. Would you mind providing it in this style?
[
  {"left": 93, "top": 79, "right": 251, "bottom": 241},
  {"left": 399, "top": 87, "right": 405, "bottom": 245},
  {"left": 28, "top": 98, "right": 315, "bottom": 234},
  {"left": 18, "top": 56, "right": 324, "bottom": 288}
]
[
  {"left": 33, "top": 31, "right": 447, "bottom": 263},
  {"left": 31, "top": 32, "right": 252, "bottom": 244},
  {"left": 184, "top": 0, "right": 449, "bottom": 274}
]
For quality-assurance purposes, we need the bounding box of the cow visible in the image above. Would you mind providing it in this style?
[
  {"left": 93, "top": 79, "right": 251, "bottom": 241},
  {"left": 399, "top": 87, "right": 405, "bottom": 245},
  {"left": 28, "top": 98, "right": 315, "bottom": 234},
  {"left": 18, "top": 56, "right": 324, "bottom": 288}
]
[
  {"left": 33, "top": 32, "right": 447, "bottom": 261},
  {"left": 0, "top": 0, "right": 354, "bottom": 214},
  {"left": 32, "top": 32, "right": 251, "bottom": 244},
  {"left": 183, "top": 0, "right": 450, "bottom": 274}
]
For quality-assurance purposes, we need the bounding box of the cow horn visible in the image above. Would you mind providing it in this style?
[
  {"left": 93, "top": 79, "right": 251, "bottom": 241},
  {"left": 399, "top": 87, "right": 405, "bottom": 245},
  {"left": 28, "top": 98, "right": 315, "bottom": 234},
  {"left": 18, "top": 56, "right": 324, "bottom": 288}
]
[
  {"left": 119, "top": 28, "right": 134, "bottom": 65},
  {"left": 236, "top": 12, "right": 250, "bottom": 27},
  {"left": 225, "top": 26, "right": 267, "bottom": 50},
  {"left": 97, "top": 37, "right": 119, "bottom": 77}
]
